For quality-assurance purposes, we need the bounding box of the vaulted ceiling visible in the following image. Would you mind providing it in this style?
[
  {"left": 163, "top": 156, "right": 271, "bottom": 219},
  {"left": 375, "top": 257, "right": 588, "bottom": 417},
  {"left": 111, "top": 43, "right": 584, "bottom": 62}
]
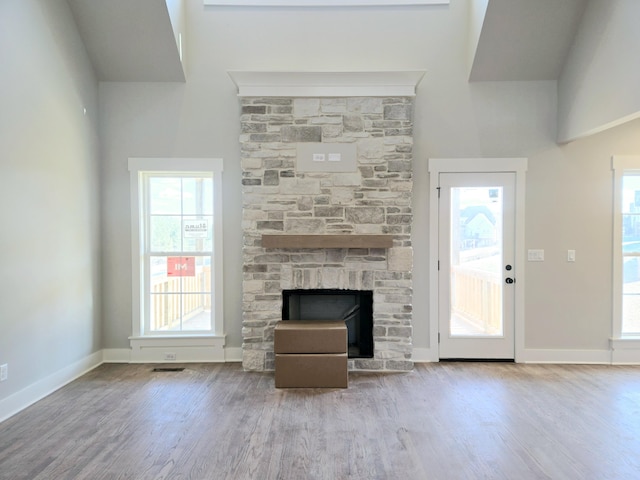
[
  {"left": 67, "top": 0, "right": 185, "bottom": 82},
  {"left": 469, "top": 0, "right": 586, "bottom": 81},
  {"left": 66, "top": 0, "right": 586, "bottom": 83}
]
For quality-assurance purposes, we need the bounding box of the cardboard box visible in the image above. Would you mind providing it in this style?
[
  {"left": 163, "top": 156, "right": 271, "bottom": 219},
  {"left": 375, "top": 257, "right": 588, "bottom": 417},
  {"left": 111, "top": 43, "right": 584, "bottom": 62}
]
[
  {"left": 275, "top": 353, "right": 348, "bottom": 388},
  {"left": 274, "top": 320, "right": 347, "bottom": 354}
]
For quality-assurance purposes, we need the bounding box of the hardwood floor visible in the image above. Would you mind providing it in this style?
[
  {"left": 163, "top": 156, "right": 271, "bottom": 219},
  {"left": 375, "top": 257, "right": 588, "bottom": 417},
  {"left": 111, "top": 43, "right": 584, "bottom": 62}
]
[{"left": 0, "top": 362, "right": 639, "bottom": 479}]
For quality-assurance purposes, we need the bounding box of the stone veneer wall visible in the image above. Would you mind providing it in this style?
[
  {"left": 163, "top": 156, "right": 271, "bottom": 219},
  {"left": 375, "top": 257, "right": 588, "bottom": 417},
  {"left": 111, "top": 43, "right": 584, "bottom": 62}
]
[{"left": 241, "top": 97, "right": 414, "bottom": 372}]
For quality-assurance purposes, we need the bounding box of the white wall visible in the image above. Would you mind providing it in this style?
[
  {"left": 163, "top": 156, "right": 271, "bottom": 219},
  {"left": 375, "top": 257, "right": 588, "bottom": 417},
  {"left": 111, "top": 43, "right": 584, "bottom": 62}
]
[
  {"left": 99, "top": 0, "right": 640, "bottom": 360},
  {"left": 0, "top": 0, "right": 101, "bottom": 407},
  {"left": 558, "top": 0, "right": 640, "bottom": 143},
  {"left": 525, "top": 118, "right": 640, "bottom": 354}
]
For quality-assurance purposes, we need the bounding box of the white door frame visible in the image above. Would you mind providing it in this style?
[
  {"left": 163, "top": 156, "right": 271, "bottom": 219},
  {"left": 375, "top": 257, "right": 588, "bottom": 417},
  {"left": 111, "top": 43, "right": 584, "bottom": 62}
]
[{"left": 428, "top": 158, "right": 527, "bottom": 362}]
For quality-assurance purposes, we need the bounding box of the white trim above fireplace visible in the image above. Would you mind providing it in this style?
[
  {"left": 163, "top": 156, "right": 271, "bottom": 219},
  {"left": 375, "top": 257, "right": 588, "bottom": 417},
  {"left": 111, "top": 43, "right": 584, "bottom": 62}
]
[
  {"left": 208, "top": 1, "right": 447, "bottom": 6},
  {"left": 227, "top": 70, "right": 426, "bottom": 97}
]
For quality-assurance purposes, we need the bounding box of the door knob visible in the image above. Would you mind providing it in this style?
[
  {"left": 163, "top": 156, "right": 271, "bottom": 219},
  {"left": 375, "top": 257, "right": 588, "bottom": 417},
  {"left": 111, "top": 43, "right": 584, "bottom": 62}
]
[{"left": 505, "top": 278, "right": 515, "bottom": 284}]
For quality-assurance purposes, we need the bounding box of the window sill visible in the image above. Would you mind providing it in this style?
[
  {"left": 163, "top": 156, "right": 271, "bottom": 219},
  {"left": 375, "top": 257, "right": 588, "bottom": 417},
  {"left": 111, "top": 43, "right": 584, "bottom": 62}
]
[
  {"left": 610, "top": 336, "right": 640, "bottom": 347},
  {"left": 129, "top": 335, "right": 226, "bottom": 363},
  {"left": 129, "top": 334, "right": 225, "bottom": 340}
]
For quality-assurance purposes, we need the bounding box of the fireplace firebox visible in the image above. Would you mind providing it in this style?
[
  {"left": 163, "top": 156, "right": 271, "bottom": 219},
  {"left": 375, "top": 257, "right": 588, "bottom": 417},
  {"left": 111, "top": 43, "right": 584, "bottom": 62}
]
[{"left": 282, "top": 289, "right": 374, "bottom": 358}]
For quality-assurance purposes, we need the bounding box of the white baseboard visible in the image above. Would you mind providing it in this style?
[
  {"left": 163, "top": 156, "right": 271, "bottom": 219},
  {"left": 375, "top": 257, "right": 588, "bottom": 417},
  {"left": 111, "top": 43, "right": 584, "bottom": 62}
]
[
  {"left": 412, "top": 347, "right": 617, "bottom": 364},
  {"left": 224, "top": 347, "right": 243, "bottom": 362},
  {"left": 0, "top": 351, "right": 103, "bottom": 423},
  {"left": 412, "top": 347, "right": 438, "bottom": 363},
  {"left": 519, "top": 348, "right": 612, "bottom": 364},
  {"left": 102, "top": 345, "right": 243, "bottom": 364},
  {"left": 102, "top": 348, "right": 131, "bottom": 363}
]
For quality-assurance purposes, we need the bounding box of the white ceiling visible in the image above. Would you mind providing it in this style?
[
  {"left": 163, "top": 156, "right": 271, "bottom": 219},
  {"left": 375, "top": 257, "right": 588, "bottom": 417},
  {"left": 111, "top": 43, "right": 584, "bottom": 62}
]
[
  {"left": 67, "top": 0, "right": 185, "bottom": 82},
  {"left": 67, "top": 0, "right": 585, "bottom": 83},
  {"left": 469, "top": 0, "right": 587, "bottom": 81}
]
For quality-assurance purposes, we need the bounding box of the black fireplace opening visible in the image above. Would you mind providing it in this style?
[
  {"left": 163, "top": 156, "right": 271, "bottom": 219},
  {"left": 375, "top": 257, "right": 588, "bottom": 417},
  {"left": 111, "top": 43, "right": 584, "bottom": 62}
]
[{"left": 282, "top": 289, "right": 374, "bottom": 358}]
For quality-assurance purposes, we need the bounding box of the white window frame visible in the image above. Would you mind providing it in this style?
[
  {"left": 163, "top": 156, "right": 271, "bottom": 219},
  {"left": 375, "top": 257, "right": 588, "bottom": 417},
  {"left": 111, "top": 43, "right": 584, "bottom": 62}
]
[
  {"left": 128, "top": 158, "right": 225, "bottom": 350},
  {"left": 611, "top": 156, "right": 640, "bottom": 363}
]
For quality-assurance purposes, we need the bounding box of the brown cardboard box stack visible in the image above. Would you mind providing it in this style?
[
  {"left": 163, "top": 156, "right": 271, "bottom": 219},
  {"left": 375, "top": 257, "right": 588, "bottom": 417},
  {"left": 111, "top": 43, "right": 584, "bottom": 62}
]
[{"left": 274, "top": 320, "right": 348, "bottom": 388}]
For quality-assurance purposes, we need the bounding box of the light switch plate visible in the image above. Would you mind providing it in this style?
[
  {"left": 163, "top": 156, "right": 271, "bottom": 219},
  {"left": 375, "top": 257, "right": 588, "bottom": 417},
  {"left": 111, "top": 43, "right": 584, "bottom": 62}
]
[{"left": 528, "top": 249, "right": 544, "bottom": 261}]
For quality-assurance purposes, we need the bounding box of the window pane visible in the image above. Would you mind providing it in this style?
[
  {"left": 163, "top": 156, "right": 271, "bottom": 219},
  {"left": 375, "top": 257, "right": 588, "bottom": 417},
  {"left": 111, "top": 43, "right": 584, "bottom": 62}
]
[
  {"left": 182, "top": 177, "right": 213, "bottom": 215},
  {"left": 181, "top": 294, "right": 212, "bottom": 331},
  {"left": 622, "top": 174, "right": 640, "bottom": 334},
  {"left": 150, "top": 294, "right": 181, "bottom": 331},
  {"left": 181, "top": 257, "right": 211, "bottom": 293},
  {"left": 203, "top": 179, "right": 214, "bottom": 215},
  {"left": 622, "top": 214, "right": 640, "bottom": 252},
  {"left": 150, "top": 256, "right": 180, "bottom": 294},
  {"left": 183, "top": 216, "right": 213, "bottom": 252},
  {"left": 149, "top": 293, "right": 212, "bottom": 332},
  {"left": 150, "top": 216, "right": 181, "bottom": 252},
  {"left": 622, "top": 294, "right": 640, "bottom": 334},
  {"left": 140, "top": 168, "right": 218, "bottom": 336},
  {"left": 623, "top": 257, "right": 640, "bottom": 334},
  {"left": 149, "top": 177, "right": 182, "bottom": 214}
]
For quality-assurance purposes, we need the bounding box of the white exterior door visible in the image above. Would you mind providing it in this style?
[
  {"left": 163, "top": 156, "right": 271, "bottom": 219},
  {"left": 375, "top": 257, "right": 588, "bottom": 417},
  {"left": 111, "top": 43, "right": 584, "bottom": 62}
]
[{"left": 438, "top": 172, "right": 516, "bottom": 359}]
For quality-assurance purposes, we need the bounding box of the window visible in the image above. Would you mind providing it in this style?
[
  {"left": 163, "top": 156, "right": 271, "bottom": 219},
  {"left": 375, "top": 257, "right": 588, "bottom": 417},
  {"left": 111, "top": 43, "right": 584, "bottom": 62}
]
[
  {"left": 613, "top": 156, "right": 640, "bottom": 339},
  {"left": 129, "top": 158, "right": 224, "bottom": 338}
]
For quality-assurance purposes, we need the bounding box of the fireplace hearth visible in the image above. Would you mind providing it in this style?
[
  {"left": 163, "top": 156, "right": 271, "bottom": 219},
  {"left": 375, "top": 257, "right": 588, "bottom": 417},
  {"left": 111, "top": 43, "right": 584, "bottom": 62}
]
[{"left": 282, "top": 289, "right": 374, "bottom": 358}]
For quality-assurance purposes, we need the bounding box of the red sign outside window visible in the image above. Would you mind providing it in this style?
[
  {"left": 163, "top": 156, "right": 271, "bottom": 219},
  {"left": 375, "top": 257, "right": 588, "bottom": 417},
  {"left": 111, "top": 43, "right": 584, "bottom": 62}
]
[{"left": 167, "top": 256, "right": 196, "bottom": 277}]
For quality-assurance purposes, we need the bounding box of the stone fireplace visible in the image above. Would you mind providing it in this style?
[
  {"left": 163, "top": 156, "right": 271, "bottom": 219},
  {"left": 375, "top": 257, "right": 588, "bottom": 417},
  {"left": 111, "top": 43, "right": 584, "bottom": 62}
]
[{"left": 232, "top": 71, "right": 423, "bottom": 372}]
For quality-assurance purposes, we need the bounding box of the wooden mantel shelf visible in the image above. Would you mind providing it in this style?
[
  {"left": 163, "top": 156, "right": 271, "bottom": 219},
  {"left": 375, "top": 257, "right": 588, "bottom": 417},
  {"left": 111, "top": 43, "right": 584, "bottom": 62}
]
[{"left": 262, "top": 234, "right": 393, "bottom": 249}]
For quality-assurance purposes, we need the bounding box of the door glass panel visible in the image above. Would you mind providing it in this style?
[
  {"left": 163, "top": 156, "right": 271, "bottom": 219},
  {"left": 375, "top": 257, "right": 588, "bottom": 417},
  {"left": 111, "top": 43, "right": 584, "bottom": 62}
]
[{"left": 449, "top": 186, "right": 503, "bottom": 337}]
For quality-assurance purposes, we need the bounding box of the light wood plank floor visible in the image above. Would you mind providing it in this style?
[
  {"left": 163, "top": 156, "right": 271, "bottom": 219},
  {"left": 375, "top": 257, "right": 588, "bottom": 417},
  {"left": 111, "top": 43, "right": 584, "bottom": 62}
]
[{"left": 1, "top": 363, "right": 639, "bottom": 479}]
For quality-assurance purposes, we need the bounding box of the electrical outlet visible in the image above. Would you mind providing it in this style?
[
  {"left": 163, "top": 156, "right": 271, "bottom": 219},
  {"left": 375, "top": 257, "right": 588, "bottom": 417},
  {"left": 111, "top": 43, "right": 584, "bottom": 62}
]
[
  {"left": 163, "top": 353, "right": 177, "bottom": 361},
  {"left": 0, "top": 364, "right": 7, "bottom": 382}
]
